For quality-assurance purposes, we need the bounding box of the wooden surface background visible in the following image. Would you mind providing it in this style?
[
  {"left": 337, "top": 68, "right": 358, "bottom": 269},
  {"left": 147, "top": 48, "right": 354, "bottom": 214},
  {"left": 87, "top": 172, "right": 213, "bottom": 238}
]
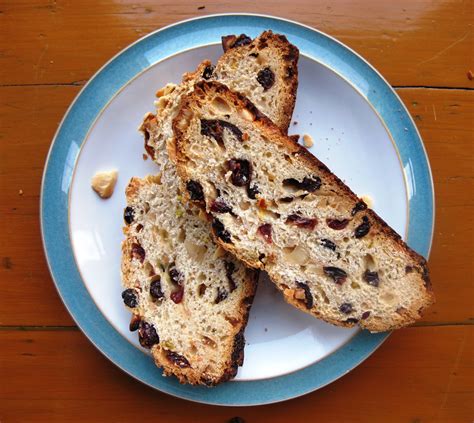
[{"left": 1, "top": 1, "right": 473, "bottom": 421}]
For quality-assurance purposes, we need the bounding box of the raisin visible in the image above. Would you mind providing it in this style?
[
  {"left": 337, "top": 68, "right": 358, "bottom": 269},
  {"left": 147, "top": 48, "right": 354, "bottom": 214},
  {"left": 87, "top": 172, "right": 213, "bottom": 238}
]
[
  {"left": 129, "top": 315, "right": 141, "bottom": 331},
  {"left": 212, "top": 218, "right": 232, "bottom": 243},
  {"left": 202, "top": 65, "right": 214, "bottom": 80},
  {"left": 123, "top": 206, "right": 134, "bottom": 224},
  {"left": 222, "top": 34, "right": 252, "bottom": 51},
  {"left": 170, "top": 286, "right": 184, "bottom": 304},
  {"left": 198, "top": 284, "right": 207, "bottom": 296},
  {"left": 227, "top": 159, "right": 251, "bottom": 186},
  {"left": 166, "top": 350, "right": 190, "bottom": 368},
  {"left": 149, "top": 278, "right": 164, "bottom": 300},
  {"left": 249, "top": 52, "right": 258, "bottom": 58},
  {"left": 405, "top": 265, "right": 414, "bottom": 274},
  {"left": 345, "top": 318, "right": 359, "bottom": 324},
  {"left": 225, "top": 261, "right": 237, "bottom": 292},
  {"left": 351, "top": 201, "right": 368, "bottom": 216},
  {"left": 339, "top": 302, "right": 353, "bottom": 314},
  {"left": 296, "top": 281, "right": 313, "bottom": 309},
  {"left": 361, "top": 311, "right": 371, "bottom": 320},
  {"left": 257, "top": 223, "right": 273, "bottom": 244},
  {"left": 286, "top": 214, "right": 318, "bottom": 230},
  {"left": 279, "top": 196, "right": 294, "bottom": 203},
  {"left": 138, "top": 321, "right": 159, "bottom": 348},
  {"left": 283, "top": 175, "right": 321, "bottom": 192},
  {"left": 215, "top": 287, "right": 228, "bottom": 304},
  {"left": 136, "top": 224, "right": 144, "bottom": 232},
  {"left": 247, "top": 183, "right": 259, "bottom": 199},
  {"left": 201, "top": 119, "right": 243, "bottom": 145},
  {"left": 131, "top": 243, "right": 145, "bottom": 263},
  {"left": 169, "top": 267, "right": 184, "bottom": 285},
  {"left": 256, "top": 67, "right": 275, "bottom": 90},
  {"left": 121, "top": 288, "right": 138, "bottom": 308},
  {"left": 323, "top": 266, "right": 347, "bottom": 285},
  {"left": 186, "top": 180, "right": 205, "bottom": 201},
  {"left": 363, "top": 270, "right": 379, "bottom": 287},
  {"left": 326, "top": 218, "right": 349, "bottom": 230},
  {"left": 320, "top": 239, "right": 337, "bottom": 251},
  {"left": 355, "top": 216, "right": 371, "bottom": 238},
  {"left": 210, "top": 199, "right": 233, "bottom": 213}
]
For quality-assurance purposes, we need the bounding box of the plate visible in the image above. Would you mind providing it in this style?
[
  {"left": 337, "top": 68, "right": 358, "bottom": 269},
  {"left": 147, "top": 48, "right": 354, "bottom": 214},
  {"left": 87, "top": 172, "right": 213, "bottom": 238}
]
[{"left": 41, "top": 14, "right": 434, "bottom": 406}]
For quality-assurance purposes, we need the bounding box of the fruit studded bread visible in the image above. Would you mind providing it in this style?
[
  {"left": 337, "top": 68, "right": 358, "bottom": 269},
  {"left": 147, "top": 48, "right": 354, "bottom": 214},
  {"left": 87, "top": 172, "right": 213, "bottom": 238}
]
[
  {"left": 173, "top": 81, "right": 435, "bottom": 332},
  {"left": 121, "top": 170, "right": 257, "bottom": 385},
  {"left": 142, "top": 30, "right": 299, "bottom": 165}
]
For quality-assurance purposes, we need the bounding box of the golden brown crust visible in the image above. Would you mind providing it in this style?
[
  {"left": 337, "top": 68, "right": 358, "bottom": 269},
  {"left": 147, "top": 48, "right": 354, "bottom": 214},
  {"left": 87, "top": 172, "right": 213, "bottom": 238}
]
[{"left": 173, "top": 81, "right": 435, "bottom": 332}]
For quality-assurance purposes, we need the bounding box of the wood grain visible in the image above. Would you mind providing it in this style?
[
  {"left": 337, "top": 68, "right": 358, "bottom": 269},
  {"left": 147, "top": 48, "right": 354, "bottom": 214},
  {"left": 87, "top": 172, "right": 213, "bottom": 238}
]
[
  {"left": 1, "top": 86, "right": 472, "bottom": 326},
  {"left": 1, "top": 0, "right": 473, "bottom": 88},
  {"left": 0, "top": 325, "right": 472, "bottom": 422}
]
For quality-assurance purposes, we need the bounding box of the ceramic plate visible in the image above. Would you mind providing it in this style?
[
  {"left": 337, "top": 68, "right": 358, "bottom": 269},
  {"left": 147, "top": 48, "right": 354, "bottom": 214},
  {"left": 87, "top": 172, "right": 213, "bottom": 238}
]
[{"left": 41, "top": 14, "right": 434, "bottom": 406}]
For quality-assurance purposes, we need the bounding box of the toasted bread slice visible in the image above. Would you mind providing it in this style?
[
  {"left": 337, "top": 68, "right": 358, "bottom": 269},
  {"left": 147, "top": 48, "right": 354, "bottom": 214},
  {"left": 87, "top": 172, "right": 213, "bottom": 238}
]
[{"left": 173, "top": 81, "right": 435, "bottom": 332}]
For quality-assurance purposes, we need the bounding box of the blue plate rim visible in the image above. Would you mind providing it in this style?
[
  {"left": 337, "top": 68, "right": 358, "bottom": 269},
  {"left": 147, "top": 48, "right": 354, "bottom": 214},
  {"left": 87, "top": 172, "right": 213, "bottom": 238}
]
[{"left": 40, "top": 13, "right": 434, "bottom": 406}]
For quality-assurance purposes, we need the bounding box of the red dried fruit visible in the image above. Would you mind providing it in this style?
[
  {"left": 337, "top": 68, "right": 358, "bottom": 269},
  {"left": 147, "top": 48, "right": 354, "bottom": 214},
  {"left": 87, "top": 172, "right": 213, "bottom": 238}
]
[
  {"left": 257, "top": 67, "right": 275, "bottom": 90},
  {"left": 227, "top": 159, "right": 251, "bottom": 186},
  {"left": 138, "top": 321, "right": 159, "bottom": 348},
  {"left": 363, "top": 270, "right": 379, "bottom": 287},
  {"left": 166, "top": 350, "right": 191, "bottom": 368},
  {"left": 323, "top": 266, "right": 347, "bottom": 284},
  {"left": 122, "top": 288, "right": 138, "bottom": 308},
  {"left": 326, "top": 218, "right": 349, "bottom": 230},
  {"left": 186, "top": 180, "right": 205, "bottom": 201},
  {"left": 339, "top": 303, "right": 353, "bottom": 314},
  {"left": 296, "top": 281, "right": 313, "bottom": 309},
  {"left": 210, "top": 199, "right": 233, "bottom": 213},
  {"left": 286, "top": 214, "right": 317, "bottom": 230},
  {"left": 257, "top": 223, "right": 273, "bottom": 244},
  {"left": 361, "top": 311, "right": 371, "bottom": 320},
  {"left": 354, "top": 216, "right": 371, "bottom": 238},
  {"left": 170, "top": 285, "right": 184, "bottom": 304},
  {"left": 131, "top": 243, "right": 145, "bottom": 263}
]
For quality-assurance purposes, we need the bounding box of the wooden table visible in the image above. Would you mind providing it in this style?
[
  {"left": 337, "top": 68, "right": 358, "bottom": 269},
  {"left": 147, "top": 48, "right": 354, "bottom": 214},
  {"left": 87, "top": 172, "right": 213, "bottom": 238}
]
[{"left": 1, "top": 1, "right": 473, "bottom": 421}]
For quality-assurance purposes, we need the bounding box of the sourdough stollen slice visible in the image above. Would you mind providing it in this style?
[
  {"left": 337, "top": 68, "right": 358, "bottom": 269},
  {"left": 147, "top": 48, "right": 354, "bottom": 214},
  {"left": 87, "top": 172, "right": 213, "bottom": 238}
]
[
  {"left": 121, "top": 170, "right": 257, "bottom": 385},
  {"left": 173, "top": 81, "right": 435, "bottom": 332},
  {"left": 142, "top": 30, "right": 299, "bottom": 165}
]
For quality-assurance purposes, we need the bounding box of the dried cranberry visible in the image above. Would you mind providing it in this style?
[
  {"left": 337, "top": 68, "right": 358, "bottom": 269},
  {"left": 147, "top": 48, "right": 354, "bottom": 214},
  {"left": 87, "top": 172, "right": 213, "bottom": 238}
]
[
  {"left": 286, "top": 214, "right": 318, "bottom": 230},
  {"left": 210, "top": 199, "right": 233, "bottom": 213},
  {"left": 256, "top": 67, "right": 275, "bottom": 90},
  {"left": 225, "top": 261, "right": 237, "bottom": 292},
  {"left": 227, "top": 159, "right": 251, "bottom": 186},
  {"left": 361, "top": 311, "right": 371, "bottom": 320},
  {"left": 170, "top": 286, "right": 184, "bottom": 304},
  {"left": 123, "top": 206, "right": 134, "bottom": 224},
  {"left": 363, "top": 270, "right": 379, "bottom": 287},
  {"left": 186, "top": 180, "right": 205, "bottom": 201},
  {"left": 354, "top": 216, "right": 371, "bottom": 238},
  {"left": 202, "top": 65, "right": 214, "bottom": 80},
  {"left": 296, "top": 281, "right": 313, "bottom": 309},
  {"left": 326, "top": 218, "right": 349, "bottom": 230},
  {"left": 122, "top": 288, "right": 138, "bottom": 308},
  {"left": 166, "top": 350, "right": 190, "bottom": 368},
  {"left": 201, "top": 119, "right": 243, "bottom": 145},
  {"left": 150, "top": 279, "right": 164, "bottom": 300},
  {"left": 129, "top": 315, "right": 141, "bottom": 331},
  {"left": 131, "top": 243, "right": 145, "bottom": 263},
  {"left": 339, "top": 303, "right": 353, "bottom": 314},
  {"left": 247, "top": 184, "right": 260, "bottom": 199},
  {"left": 169, "top": 267, "right": 184, "bottom": 285},
  {"left": 351, "top": 201, "right": 368, "bottom": 216},
  {"left": 212, "top": 218, "right": 232, "bottom": 243},
  {"left": 138, "top": 322, "right": 159, "bottom": 348},
  {"left": 283, "top": 176, "right": 321, "bottom": 192},
  {"left": 323, "top": 266, "right": 347, "bottom": 285},
  {"left": 320, "top": 239, "right": 337, "bottom": 251},
  {"left": 215, "top": 287, "right": 228, "bottom": 304},
  {"left": 257, "top": 223, "right": 273, "bottom": 244}
]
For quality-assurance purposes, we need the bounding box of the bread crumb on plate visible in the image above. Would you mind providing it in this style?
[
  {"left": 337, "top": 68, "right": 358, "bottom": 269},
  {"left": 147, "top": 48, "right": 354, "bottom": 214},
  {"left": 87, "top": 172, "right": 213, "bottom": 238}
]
[
  {"left": 303, "top": 134, "right": 314, "bottom": 148},
  {"left": 91, "top": 170, "right": 118, "bottom": 199}
]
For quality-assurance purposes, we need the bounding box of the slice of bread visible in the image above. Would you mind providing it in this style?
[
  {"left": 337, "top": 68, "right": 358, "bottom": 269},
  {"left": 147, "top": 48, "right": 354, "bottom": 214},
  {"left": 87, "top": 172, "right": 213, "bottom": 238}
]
[
  {"left": 173, "top": 81, "right": 435, "bottom": 332},
  {"left": 142, "top": 31, "right": 299, "bottom": 165},
  {"left": 121, "top": 170, "right": 257, "bottom": 385}
]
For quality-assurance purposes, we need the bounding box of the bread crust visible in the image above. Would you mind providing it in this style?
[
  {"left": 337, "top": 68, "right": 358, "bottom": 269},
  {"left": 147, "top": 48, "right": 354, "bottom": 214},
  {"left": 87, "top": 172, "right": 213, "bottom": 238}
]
[{"left": 173, "top": 81, "right": 435, "bottom": 332}]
